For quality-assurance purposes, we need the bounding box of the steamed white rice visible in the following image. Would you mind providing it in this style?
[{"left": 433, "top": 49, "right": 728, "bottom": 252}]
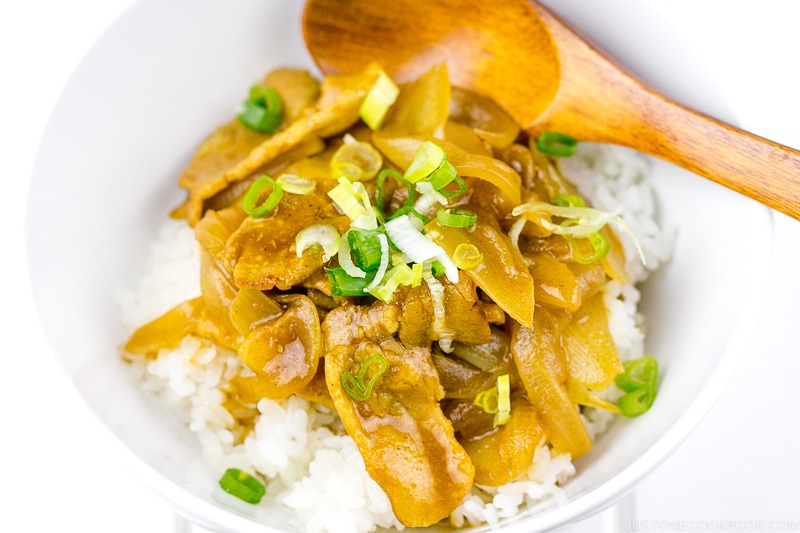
[{"left": 117, "top": 143, "right": 672, "bottom": 533}]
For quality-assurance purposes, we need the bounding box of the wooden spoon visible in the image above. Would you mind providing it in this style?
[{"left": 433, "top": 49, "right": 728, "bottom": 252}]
[{"left": 303, "top": 0, "right": 800, "bottom": 220}]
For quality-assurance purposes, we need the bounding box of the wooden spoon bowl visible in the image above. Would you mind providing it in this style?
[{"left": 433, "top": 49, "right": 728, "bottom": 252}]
[{"left": 303, "top": 0, "right": 800, "bottom": 220}]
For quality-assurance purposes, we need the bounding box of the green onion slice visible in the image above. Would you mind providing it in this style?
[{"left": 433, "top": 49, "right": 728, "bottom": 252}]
[
  {"left": 364, "top": 233, "right": 390, "bottom": 291},
  {"left": 277, "top": 173, "right": 316, "bottom": 195},
  {"left": 551, "top": 193, "right": 585, "bottom": 208},
  {"left": 369, "top": 263, "right": 414, "bottom": 302},
  {"left": 238, "top": 85, "right": 283, "bottom": 133},
  {"left": 549, "top": 195, "right": 610, "bottom": 265},
  {"left": 436, "top": 208, "right": 478, "bottom": 228},
  {"left": 430, "top": 259, "right": 447, "bottom": 277},
  {"left": 328, "top": 177, "right": 378, "bottom": 230},
  {"left": 617, "top": 388, "right": 655, "bottom": 417},
  {"left": 427, "top": 159, "right": 458, "bottom": 190},
  {"left": 347, "top": 229, "right": 385, "bottom": 271},
  {"left": 331, "top": 140, "right": 383, "bottom": 182},
  {"left": 494, "top": 374, "right": 511, "bottom": 426},
  {"left": 383, "top": 214, "right": 458, "bottom": 283},
  {"left": 409, "top": 262, "right": 424, "bottom": 287},
  {"left": 295, "top": 223, "right": 340, "bottom": 262},
  {"left": 565, "top": 231, "right": 610, "bottom": 264},
  {"left": 218, "top": 468, "right": 266, "bottom": 504},
  {"left": 359, "top": 70, "right": 400, "bottom": 130},
  {"left": 326, "top": 266, "right": 372, "bottom": 296},
  {"left": 474, "top": 386, "right": 499, "bottom": 414},
  {"left": 242, "top": 175, "right": 283, "bottom": 218},
  {"left": 615, "top": 355, "right": 658, "bottom": 392},
  {"left": 341, "top": 354, "right": 388, "bottom": 401},
  {"left": 376, "top": 168, "right": 415, "bottom": 220},
  {"left": 438, "top": 174, "right": 466, "bottom": 198},
  {"left": 249, "top": 85, "right": 283, "bottom": 112},
  {"left": 473, "top": 374, "right": 512, "bottom": 427},
  {"left": 536, "top": 131, "right": 578, "bottom": 157},
  {"left": 405, "top": 141, "right": 446, "bottom": 183},
  {"left": 338, "top": 229, "right": 368, "bottom": 279},
  {"left": 614, "top": 355, "right": 659, "bottom": 417},
  {"left": 452, "top": 243, "right": 483, "bottom": 270}
]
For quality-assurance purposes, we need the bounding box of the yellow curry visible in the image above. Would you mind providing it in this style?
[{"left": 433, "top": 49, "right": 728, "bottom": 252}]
[{"left": 123, "top": 63, "right": 652, "bottom": 528}]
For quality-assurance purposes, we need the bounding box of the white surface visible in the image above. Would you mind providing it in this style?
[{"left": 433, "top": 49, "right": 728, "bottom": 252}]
[{"left": 2, "top": 2, "right": 799, "bottom": 533}]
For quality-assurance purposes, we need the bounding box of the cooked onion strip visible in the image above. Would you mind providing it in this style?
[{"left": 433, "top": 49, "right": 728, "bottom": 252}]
[
  {"left": 359, "top": 70, "right": 400, "bottom": 130},
  {"left": 512, "top": 201, "right": 646, "bottom": 265},
  {"left": 449, "top": 152, "right": 522, "bottom": 207}
]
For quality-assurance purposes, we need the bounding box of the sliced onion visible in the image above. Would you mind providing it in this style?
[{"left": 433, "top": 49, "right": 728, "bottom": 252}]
[{"left": 384, "top": 214, "right": 447, "bottom": 264}]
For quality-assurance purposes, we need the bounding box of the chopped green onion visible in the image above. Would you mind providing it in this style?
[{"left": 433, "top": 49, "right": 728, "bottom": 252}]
[
  {"left": 405, "top": 141, "right": 446, "bottom": 183},
  {"left": 452, "top": 243, "right": 483, "bottom": 270},
  {"left": 250, "top": 84, "right": 283, "bottom": 111},
  {"left": 295, "top": 223, "right": 340, "bottom": 262},
  {"left": 614, "top": 355, "right": 658, "bottom": 417},
  {"left": 413, "top": 181, "right": 448, "bottom": 214},
  {"left": 473, "top": 374, "right": 512, "bottom": 427},
  {"left": 400, "top": 207, "right": 429, "bottom": 226},
  {"left": 391, "top": 251, "right": 412, "bottom": 266},
  {"left": 409, "top": 262, "right": 423, "bottom": 287},
  {"left": 326, "top": 266, "right": 372, "bottom": 296},
  {"left": 430, "top": 259, "right": 447, "bottom": 277},
  {"left": 436, "top": 208, "right": 478, "bottom": 228},
  {"left": 238, "top": 85, "right": 283, "bottom": 133},
  {"left": 438, "top": 174, "right": 466, "bottom": 198},
  {"left": 277, "top": 173, "right": 316, "bottom": 195},
  {"left": 341, "top": 354, "right": 388, "bottom": 401},
  {"left": 376, "top": 168, "right": 415, "bottom": 220},
  {"left": 474, "top": 386, "right": 498, "bottom": 414},
  {"left": 331, "top": 140, "right": 383, "bottom": 182},
  {"left": 359, "top": 70, "right": 400, "bottom": 130},
  {"left": 328, "top": 177, "right": 378, "bottom": 230},
  {"left": 565, "top": 231, "right": 610, "bottom": 264},
  {"left": 338, "top": 229, "right": 368, "bottom": 279},
  {"left": 364, "top": 233, "right": 390, "bottom": 291},
  {"left": 549, "top": 194, "right": 609, "bottom": 263},
  {"left": 347, "top": 229, "right": 385, "bottom": 271},
  {"left": 383, "top": 214, "right": 446, "bottom": 265},
  {"left": 551, "top": 193, "right": 585, "bottom": 208},
  {"left": 383, "top": 214, "right": 458, "bottom": 283},
  {"left": 242, "top": 175, "right": 283, "bottom": 218},
  {"left": 536, "top": 131, "right": 578, "bottom": 157},
  {"left": 369, "top": 263, "right": 414, "bottom": 302},
  {"left": 615, "top": 355, "right": 658, "bottom": 392},
  {"left": 616, "top": 388, "right": 654, "bottom": 417},
  {"left": 404, "top": 142, "right": 465, "bottom": 198},
  {"left": 494, "top": 374, "right": 511, "bottom": 426},
  {"left": 427, "top": 159, "right": 458, "bottom": 190},
  {"left": 218, "top": 468, "right": 266, "bottom": 504}
]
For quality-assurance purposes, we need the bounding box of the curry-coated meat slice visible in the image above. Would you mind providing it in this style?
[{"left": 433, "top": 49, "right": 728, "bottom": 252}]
[{"left": 325, "top": 337, "right": 475, "bottom": 527}]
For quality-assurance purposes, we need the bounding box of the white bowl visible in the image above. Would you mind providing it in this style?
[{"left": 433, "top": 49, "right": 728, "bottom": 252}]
[{"left": 26, "top": 0, "right": 772, "bottom": 531}]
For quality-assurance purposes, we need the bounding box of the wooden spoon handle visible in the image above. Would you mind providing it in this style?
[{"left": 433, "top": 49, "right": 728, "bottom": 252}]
[
  {"left": 531, "top": 3, "right": 800, "bottom": 220},
  {"left": 629, "top": 97, "right": 800, "bottom": 219}
]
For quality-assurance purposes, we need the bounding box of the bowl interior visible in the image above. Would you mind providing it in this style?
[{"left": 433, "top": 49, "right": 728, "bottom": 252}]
[{"left": 26, "top": 0, "right": 772, "bottom": 531}]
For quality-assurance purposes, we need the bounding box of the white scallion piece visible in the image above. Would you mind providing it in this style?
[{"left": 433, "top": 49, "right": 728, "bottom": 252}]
[{"left": 295, "top": 223, "right": 340, "bottom": 262}]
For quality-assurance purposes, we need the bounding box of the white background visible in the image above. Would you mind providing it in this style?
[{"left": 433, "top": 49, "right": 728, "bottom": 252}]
[{"left": 2, "top": 1, "right": 799, "bottom": 531}]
